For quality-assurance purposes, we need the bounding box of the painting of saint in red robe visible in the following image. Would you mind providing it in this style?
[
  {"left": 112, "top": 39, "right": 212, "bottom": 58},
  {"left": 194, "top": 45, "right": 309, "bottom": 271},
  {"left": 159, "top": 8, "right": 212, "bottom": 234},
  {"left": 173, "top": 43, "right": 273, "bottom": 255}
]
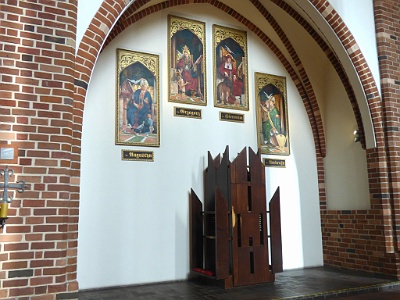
[
  {"left": 168, "top": 15, "right": 206, "bottom": 106},
  {"left": 214, "top": 25, "right": 248, "bottom": 111}
]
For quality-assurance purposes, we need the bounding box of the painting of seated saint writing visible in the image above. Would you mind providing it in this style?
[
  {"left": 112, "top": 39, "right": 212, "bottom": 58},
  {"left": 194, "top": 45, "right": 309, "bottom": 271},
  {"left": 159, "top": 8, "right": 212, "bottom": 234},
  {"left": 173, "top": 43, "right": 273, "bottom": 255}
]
[
  {"left": 116, "top": 49, "right": 160, "bottom": 147},
  {"left": 168, "top": 15, "right": 206, "bottom": 106}
]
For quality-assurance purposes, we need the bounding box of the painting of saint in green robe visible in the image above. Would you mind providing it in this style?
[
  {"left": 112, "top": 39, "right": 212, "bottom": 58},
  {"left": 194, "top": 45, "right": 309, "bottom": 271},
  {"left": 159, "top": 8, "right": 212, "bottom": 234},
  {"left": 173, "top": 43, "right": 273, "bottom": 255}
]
[{"left": 256, "top": 73, "right": 289, "bottom": 155}]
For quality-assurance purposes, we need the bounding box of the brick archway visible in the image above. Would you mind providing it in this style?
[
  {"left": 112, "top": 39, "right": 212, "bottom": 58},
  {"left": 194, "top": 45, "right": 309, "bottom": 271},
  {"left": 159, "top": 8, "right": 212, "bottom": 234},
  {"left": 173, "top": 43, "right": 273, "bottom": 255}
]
[
  {"left": 72, "top": 0, "right": 387, "bottom": 286},
  {"left": 73, "top": 0, "right": 381, "bottom": 238},
  {"left": 1, "top": 1, "right": 392, "bottom": 299},
  {"left": 73, "top": 0, "right": 382, "bottom": 176}
]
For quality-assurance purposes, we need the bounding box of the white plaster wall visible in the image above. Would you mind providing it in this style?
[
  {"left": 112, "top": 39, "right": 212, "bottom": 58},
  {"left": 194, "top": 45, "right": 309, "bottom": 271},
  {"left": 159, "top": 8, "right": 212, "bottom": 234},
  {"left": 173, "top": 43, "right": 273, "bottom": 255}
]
[
  {"left": 323, "top": 69, "right": 370, "bottom": 210},
  {"left": 78, "top": 5, "right": 322, "bottom": 290},
  {"left": 275, "top": 1, "right": 371, "bottom": 210},
  {"left": 330, "top": 0, "right": 380, "bottom": 94},
  {"left": 308, "top": 0, "right": 372, "bottom": 210},
  {"left": 76, "top": 0, "right": 104, "bottom": 51}
]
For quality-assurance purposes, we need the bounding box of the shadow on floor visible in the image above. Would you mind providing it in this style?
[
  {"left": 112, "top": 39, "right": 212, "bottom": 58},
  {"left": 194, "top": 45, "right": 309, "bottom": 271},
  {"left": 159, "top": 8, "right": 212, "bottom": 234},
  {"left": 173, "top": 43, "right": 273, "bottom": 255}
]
[{"left": 78, "top": 267, "right": 400, "bottom": 300}]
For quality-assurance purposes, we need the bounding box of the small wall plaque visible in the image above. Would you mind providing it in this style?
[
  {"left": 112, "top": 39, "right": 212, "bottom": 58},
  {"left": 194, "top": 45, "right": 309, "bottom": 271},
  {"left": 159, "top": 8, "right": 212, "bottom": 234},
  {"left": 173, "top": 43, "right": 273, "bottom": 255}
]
[
  {"left": 0, "top": 144, "right": 18, "bottom": 164},
  {"left": 122, "top": 149, "right": 154, "bottom": 162},
  {"left": 220, "top": 112, "right": 244, "bottom": 123},
  {"left": 174, "top": 106, "right": 202, "bottom": 119},
  {"left": 264, "top": 158, "right": 286, "bottom": 168}
]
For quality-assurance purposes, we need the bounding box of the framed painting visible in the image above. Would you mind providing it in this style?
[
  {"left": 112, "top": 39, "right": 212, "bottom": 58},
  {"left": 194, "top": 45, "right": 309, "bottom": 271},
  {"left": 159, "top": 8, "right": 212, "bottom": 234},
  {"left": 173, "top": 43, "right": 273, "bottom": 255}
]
[
  {"left": 213, "top": 25, "right": 248, "bottom": 111},
  {"left": 255, "top": 72, "right": 290, "bottom": 155},
  {"left": 116, "top": 49, "right": 160, "bottom": 147},
  {"left": 168, "top": 15, "right": 206, "bottom": 106}
]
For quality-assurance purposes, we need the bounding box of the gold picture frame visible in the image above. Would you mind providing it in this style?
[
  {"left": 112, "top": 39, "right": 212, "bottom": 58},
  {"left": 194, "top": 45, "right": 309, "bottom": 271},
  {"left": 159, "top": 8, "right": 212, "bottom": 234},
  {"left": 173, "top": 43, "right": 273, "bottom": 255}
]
[
  {"left": 116, "top": 49, "right": 160, "bottom": 147},
  {"left": 168, "top": 15, "right": 206, "bottom": 106},
  {"left": 255, "top": 72, "right": 290, "bottom": 155},
  {"left": 213, "top": 24, "right": 248, "bottom": 111}
]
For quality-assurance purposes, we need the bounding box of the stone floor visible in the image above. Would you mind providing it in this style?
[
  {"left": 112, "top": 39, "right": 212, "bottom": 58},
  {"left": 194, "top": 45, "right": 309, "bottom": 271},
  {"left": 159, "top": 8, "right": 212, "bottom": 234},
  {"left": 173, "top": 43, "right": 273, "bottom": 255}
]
[{"left": 78, "top": 267, "right": 400, "bottom": 300}]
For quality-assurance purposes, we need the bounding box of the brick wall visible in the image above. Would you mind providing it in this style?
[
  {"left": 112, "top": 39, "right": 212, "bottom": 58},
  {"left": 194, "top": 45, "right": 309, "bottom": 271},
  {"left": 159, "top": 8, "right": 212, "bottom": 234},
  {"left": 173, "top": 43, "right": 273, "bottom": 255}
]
[
  {"left": 0, "top": 0, "right": 78, "bottom": 299},
  {"left": 322, "top": 209, "right": 398, "bottom": 276},
  {"left": 316, "top": 0, "right": 400, "bottom": 277},
  {"left": 374, "top": 0, "right": 400, "bottom": 251}
]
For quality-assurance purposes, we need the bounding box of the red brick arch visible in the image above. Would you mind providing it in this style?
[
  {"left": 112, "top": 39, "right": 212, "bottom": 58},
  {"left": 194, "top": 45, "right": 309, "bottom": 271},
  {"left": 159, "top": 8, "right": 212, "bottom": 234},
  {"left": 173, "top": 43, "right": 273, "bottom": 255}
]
[
  {"left": 74, "top": 0, "right": 381, "bottom": 160},
  {"left": 307, "top": 0, "right": 398, "bottom": 271},
  {"left": 76, "top": 0, "right": 332, "bottom": 222},
  {"left": 1, "top": 1, "right": 394, "bottom": 299},
  {"left": 73, "top": 0, "right": 379, "bottom": 216},
  {"left": 72, "top": 0, "right": 391, "bottom": 284}
]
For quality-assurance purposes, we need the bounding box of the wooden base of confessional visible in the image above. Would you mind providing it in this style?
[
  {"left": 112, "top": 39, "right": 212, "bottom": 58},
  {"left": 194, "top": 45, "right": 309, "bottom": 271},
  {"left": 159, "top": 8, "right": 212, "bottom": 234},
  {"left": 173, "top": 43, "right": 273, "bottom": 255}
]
[{"left": 190, "top": 146, "right": 282, "bottom": 288}]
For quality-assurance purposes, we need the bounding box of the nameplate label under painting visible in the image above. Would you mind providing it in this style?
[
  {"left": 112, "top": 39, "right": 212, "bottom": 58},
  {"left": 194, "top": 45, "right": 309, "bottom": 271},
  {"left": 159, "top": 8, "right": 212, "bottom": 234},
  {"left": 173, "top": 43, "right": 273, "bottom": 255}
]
[
  {"left": 174, "top": 107, "right": 202, "bottom": 119},
  {"left": 122, "top": 150, "right": 154, "bottom": 162},
  {"left": 264, "top": 158, "right": 286, "bottom": 168},
  {"left": 220, "top": 112, "right": 244, "bottom": 123}
]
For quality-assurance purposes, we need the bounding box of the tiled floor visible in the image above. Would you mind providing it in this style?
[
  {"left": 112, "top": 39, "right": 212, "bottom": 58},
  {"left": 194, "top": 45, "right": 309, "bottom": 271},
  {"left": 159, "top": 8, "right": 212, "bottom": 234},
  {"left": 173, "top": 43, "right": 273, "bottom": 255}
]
[{"left": 78, "top": 267, "right": 400, "bottom": 300}]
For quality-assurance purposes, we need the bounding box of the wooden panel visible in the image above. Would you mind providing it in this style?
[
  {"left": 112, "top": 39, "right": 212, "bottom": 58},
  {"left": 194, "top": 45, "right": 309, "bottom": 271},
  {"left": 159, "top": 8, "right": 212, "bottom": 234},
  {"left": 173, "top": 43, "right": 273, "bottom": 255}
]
[
  {"left": 231, "top": 147, "right": 248, "bottom": 183},
  {"left": 231, "top": 183, "right": 248, "bottom": 213},
  {"left": 235, "top": 246, "right": 253, "bottom": 286},
  {"left": 270, "top": 187, "right": 283, "bottom": 273},
  {"left": 193, "top": 146, "right": 280, "bottom": 288},
  {"left": 204, "top": 237, "right": 216, "bottom": 272},
  {"left": 205, "top": 152, "right": 217, "bottom": 212},
  {"left": 234, "top": 246, "right": 274, "bottom": 286},
  {"left": 215, "top": 187, "right": 230, "bottom": 280},
  {"left": 234, "top": 245, "right": 274, "bottom": 286},
  {"left": 216, "top": 146, "right": 231, "bottom": 208},
  {"left": 250, "top": 184, "right": 267, "bottom": 212},
  {"left": 232, "top": 212, "right": 239, "bottom": 285},
  {"left": 253, "top": 246, "right": 274, "bottom": 283},
  {"left": 249, "top": 147, "right": 264, "bottom": 184},
  {"left": 239, "top": 214, "right": 260, "bottom": 247},
  {"left": 190, "top": 189, "right": 203, "bottom": 269}
]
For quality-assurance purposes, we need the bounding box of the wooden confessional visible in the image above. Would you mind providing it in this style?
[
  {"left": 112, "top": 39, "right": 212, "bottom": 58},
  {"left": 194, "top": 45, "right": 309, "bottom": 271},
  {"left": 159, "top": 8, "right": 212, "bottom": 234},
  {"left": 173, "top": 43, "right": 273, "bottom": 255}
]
[{"left": 190, "top": 146, "right": 282, "bottom": 288}]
